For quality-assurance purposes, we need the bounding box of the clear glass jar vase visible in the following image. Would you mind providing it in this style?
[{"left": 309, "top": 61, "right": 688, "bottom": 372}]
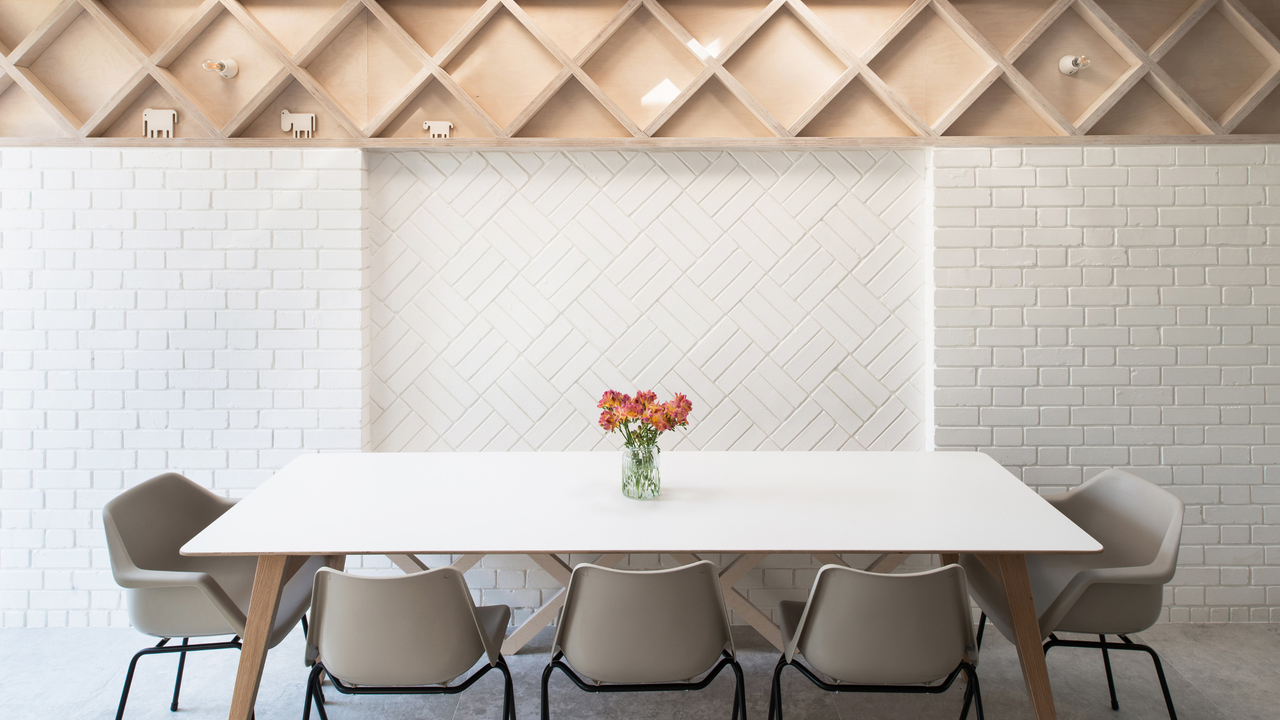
[{"left": 621, "top": 443, "right": 660, "bottom": 499}]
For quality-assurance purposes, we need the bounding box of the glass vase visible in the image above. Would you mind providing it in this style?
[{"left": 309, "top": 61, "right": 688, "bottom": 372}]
[{"left": 621, "top": 443, "right": 660, "bottom": 499}]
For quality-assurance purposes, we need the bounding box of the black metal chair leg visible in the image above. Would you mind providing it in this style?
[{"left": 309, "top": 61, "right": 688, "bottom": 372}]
[
  {"left": 1120, "top": 635, "right": 1177, "bottom": 720},
  {"left": 540, "top": 662, "right": 554, "bottom": 720},
  {"left": 730, "top": 659, "right": 746, "bottom": 720},
  {"left": 170, "top": 638, "right": 189, "bottom": 711},
  {"left": 1100, "top": 634, "right": 1120, "bottom": 710},
  {"left": 498, "top": 658, "right": 516, "bottom": 720},
  {"left": 300, "top": 614, "right": 308, "bottom": 638},
  {"left": 306, "top": 664, "right": 330, "bottom": 720},
  {"left": 117, "top": 638, "right": 169, "bottom": 720},
  {"left": 768, "top": 655, "right": 786, "bottom": 720},
  {"left": 976, "top": 612, "right": 987, "bottom": 651},
  {"left": 968, "top": 664, "right": 984, "bottom": 720}
]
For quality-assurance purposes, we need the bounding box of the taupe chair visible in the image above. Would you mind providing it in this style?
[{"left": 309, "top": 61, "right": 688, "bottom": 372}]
[
  {"left": 769, "top": 564, "right": 982, "bottom": 720},
  {"left": 104, "top": 472, "right": 323, "bottom": 720},
  {"left": 303, "top": 567, "right": 514, "bottom": 720},
  {"left": 540, "top": 560, "right": 745, "bottom": 720},
  {"left": 960, "top": 468, "right": 1184, "bottom": 719}
]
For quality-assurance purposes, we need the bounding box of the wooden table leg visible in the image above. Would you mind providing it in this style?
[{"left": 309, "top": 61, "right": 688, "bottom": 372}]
[
  {"left": 996, "top": 553, "right": 1057, "bottom": 720},
  {"left": 228, "top": 555, "right": 301, "bottom": 720}
]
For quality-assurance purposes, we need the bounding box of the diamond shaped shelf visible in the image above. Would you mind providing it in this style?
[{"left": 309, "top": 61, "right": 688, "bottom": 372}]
[
  {"left": 869, "top": 6, "right": 994, "bottom": 127},
  {"left": 445, "top": 6, "right": 563, "bottom": 130},
  {"left": 242, "top": 0, "right": 347, "bottom": 57},
  {"left": 306, "top": 8, "right": 423, "bottom": 128},
  {"left": 723, "top": 6, "right": 845, "bottom": 129},
  {"left": 950, "top": 0, "right": 1057, "bottom": 57},
  {"left": 1013, "top": 5, "right": 1136, "bottom": 126},
  {"left": 1159, "top": 4, "right": 1275, "bottom": 124},
  {"left": 167, "top": 7, "right": 284, "bottom": 130},
  {"left": 582, "top": 5, "right": 703, "bottom": 130},
  {"left": 0, "top": 0, "right": 1276, "bottom": 144},
  {"left": 0, "top": 0, "right": 63, "bottom": 53},
  {"left": 100, "top": 0, "right": 205, "bottom": 55}
]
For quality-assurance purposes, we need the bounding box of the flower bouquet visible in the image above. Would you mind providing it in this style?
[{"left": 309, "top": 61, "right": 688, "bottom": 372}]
[{"left": 597, "top": 390, "right": 692, "bottom": 499}]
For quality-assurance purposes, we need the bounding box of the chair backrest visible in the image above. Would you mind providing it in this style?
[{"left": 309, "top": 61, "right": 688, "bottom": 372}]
[
  {"left": 103, "top": 473, "right": 234, "bottom": 578},
  {"left": 790, "top": 564, "right": 974, "bottom": 685},
  {"left": 309, "top": 567, "right": 494, "bottom": 687},
  {"left": 1052, "top": 469, "right": 1184, "bottom": 583},
  {"left": 552, "top": 561, "right": 732, "bottom": 684}
]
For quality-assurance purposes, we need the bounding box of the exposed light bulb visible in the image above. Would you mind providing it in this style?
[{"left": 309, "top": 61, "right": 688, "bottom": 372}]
[
  {"left": 1059, "top": 55, "right": 1090, "bottom": 76},
  {"left": 202, "top": 58, "right": 238, "bottom": 78}
]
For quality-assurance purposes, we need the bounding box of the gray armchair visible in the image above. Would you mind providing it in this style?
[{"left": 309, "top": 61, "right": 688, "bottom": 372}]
[
  {"left": 960, "top": 468, "right": 1184, "bottom": 719},
  {"left": 104, "top": 472, "right": 323, "bottom": 720},
  {"left": 303, "top": 566, "right": 514, "bottom": 720},
  {"left": 769, "top": 564, "right": 982, "bottom": 720},
  {"left": 540, "top": 560, "right": 745, "bottom": 720}
]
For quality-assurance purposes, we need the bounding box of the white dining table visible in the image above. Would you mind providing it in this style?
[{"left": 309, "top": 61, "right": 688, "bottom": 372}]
[{"left": 183, "top": 450, "right": 1100, "bottom": 720}]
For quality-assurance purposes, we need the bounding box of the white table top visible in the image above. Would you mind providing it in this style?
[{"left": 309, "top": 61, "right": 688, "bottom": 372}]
[{"left": 182, "top": 451, "right": 1100, "bottom": 557}]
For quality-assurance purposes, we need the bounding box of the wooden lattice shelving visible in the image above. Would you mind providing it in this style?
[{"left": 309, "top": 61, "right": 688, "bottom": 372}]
[{"left": 1, "top": 0, "right": 1279, "bottom": 145}]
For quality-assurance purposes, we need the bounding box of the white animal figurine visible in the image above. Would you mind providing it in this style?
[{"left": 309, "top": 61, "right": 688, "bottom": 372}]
[
  {"left": 142, "top": 108, "right": 177, "bottom": 139},
  {"left": 280, "top": 110, "right": 316, "bottom": 138},
  {"left": 423, "top": 121, "right": 453, "bottom": 139}
]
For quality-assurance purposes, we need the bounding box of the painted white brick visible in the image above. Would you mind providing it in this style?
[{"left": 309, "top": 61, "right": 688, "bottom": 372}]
[{"left": 935, "top": 143, "right": 1280, "bottom": 624}]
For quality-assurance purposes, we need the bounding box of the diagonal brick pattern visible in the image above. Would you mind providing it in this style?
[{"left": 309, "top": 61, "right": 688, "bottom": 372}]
[{"left": 366, "top": 150, "right": 927, "bottom": 453}]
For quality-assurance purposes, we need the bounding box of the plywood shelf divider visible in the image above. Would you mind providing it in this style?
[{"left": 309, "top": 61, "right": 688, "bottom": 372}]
[
  {"left": 79, "top": 65, "right": 149, "bottom": 137},
  {"left": 860, "top": 0, "right": 930, "bottom": 62},
  {"left": 431, "top": 0, "right": 504, "bottom": 68},
  {"left": 1146, "top": 0, "right": 1217, "bottom": 61},
  {"left": 784, "top": 0, "right": 932, "bottom": 135},
  {"left": 640, "top": 64, "right": 709, "bottom": 135},
  {"left": 359, "top": 0, "right": 507, "bottom": 138},
  {"left": 8, "top": 0, "right": 82, "bottom": 66},
  {"left": 1073, "top": 63, "right": 1146, "bottom": 132},
  {"left": 1005, "top": 0, "right": 1074, "bottom": 62},
  {"left": 932, "top": 0, "right": 1076, "bottom": 135},
  {"left": 4, "top": 64, "right": 83, "bottom": 135},
  {"left": 152, "top": 0, "right": 222, "bottom": 67},
  {"left": 221, "top": 0, "right": 368, "bottom": 138},
  {"left": 293, "top": 0, "right": 366, "bottom": 67},
  {"left": 788, "top": 64, "right": 857, "bottom": 136},
  {"left": 498, "top": 0, "right": 643, "bottom": 136},
  {"left": 503, "top": 66, "right": 571, "bottom": 136},
  {"left": 1078, "top": 0, "right": 1223, "bottom": 134},
  {"left": 363, "top": 65, "right": 431, "bottom": 137},
  {"left": 1218, "top": 0, "right": 1280, "bottom": 132},
  {"left": 220, "top": 65, "right": 290, "bottom": 137},
  {"left": 931, "top": 64, "right": 1002, "bottom": 134}
]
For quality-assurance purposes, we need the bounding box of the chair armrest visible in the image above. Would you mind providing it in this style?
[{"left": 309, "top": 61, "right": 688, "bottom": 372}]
[
  {"left": 114, "top": 566, "right": 248, "bottom": 634},
  {"left": 1038, "top": 562, "right": 1167, "bottom": 636}
]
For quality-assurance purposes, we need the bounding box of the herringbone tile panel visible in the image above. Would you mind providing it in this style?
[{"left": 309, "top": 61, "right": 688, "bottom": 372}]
[{"left": 367, "top": 150, "right": 926, "bottom": 452}]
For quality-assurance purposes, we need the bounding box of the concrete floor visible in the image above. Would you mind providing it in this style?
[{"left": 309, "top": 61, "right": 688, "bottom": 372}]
[{"left": 2, "top": 623, "right": 1277, "bottom": 720}]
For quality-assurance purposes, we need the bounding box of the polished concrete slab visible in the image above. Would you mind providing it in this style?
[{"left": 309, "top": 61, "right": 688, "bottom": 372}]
[{"left": 1, "top": 623, "right": 1274, "bottom": 720}]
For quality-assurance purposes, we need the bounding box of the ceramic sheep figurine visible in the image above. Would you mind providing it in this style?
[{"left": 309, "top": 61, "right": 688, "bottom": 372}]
[{"left": 423, "top": 121, "right": 453, "bottom": 139}]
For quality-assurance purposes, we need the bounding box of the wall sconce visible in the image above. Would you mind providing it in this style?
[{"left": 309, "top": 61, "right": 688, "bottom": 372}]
[
  {"left": 1059, "top": 55, "right": 1090, "bottom": 76},
  {"left": 202, "top": 59, "right": 238, "bottom": 79}
]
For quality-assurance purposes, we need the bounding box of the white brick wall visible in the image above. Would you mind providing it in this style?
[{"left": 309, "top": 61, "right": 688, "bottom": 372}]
[
  {"left": 3, "top": 144, "right": 1278, "bottom": 628},
  {"left": 933, "top": 145, "right": 1280, "bottom": 623},
  {"left": 0, "top": 148, "right": 365, "bottom": 627}
]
